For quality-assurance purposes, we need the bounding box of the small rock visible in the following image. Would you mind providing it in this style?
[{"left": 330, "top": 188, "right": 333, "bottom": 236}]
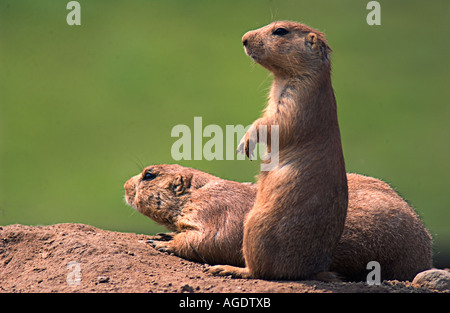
[
  {"left": 32, "top": 267, "right": 46, "bottom": 272},
  {"left": 412, "top": 269, "right": 450, "bottom": 291},
  {"left": 180, "top": 284, "right": 194, "bottom": 293},
  {"left": 97, "top": 276, "right": 110, "bottom": 283}
]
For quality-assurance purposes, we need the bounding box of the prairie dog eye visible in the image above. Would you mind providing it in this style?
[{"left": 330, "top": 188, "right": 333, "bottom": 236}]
[
  {"left": 142, "top": 171, "right": 157, "bottom": 181},
  {"left": 272, "top": 28, "right": 289, "bottom": 36}
]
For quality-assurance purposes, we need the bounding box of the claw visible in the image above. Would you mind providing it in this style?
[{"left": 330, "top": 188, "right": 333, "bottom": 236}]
[
  {"left": 155, "top": 232, "right": 174, "bottom": 241},
  {"left": 236, "top": 139, "right": 245, "bottom": 155}
]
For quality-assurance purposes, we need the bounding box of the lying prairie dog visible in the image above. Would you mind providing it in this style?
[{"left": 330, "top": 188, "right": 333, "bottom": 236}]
[{"left": 124, "top": 164, "right": 432, "bottom": 281}]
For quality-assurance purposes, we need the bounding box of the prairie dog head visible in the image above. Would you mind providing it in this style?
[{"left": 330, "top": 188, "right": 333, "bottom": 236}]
[
  {"left": 242, "top": 21, "right": 331, "bottom": 77},
  {"left": 124, "top": 164, "right": 199, "bottom": 230},
  {"left": 124, "top": 164, "right": 215, "bottom": 230}
]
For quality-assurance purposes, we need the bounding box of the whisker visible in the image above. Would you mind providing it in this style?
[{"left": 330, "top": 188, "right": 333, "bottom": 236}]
[
  {"left": 128, "top": 154, "right": 145, "bottom": 171},
  {"left": 270, "top": 7, "right": 279, "bottom": 22}
]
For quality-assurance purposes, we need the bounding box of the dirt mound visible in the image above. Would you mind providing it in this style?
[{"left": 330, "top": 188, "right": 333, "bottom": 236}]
[{"left": 0, "top": 223, "right": 443, "bottom": 293}]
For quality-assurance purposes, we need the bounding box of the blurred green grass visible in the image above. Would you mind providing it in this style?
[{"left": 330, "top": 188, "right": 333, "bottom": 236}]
[{"left": 1, "top": 0, "right": 449, "bottom": 266}]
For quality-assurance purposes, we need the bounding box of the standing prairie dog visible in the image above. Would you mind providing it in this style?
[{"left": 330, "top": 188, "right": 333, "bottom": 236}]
[
  {"left": 207, "top": 21, "right": 349, "bottom": 280},
  {"left": 124, "top": 164, "right": 432, "bottom": 281}
]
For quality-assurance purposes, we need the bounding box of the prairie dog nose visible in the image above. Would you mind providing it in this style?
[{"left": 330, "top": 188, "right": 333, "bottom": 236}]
[{"left": 242, "top": 32, "right": 252, "bottom": 46}]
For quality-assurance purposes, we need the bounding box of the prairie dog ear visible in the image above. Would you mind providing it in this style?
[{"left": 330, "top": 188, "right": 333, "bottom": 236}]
[
  {"left": 305, "top": 32, "right": 319, "bottom": 50},
  {"left": 305, "top": 33, "right": 317, "bottom": 48},
  {"left": 305, "top": 32, "right": 330, "bottom": 61},
  {"left": 172, "top": 173, "right": 192, "bottom": 195}
]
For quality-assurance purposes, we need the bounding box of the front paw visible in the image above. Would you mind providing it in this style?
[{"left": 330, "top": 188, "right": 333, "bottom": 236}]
[
  {"left": 147, "top": 240, "right": 176, "bottom": 254},
  {"left": 237, "top": 127, "right": 257, "bottom": 160},
  {"left": 236, "top": 137, "right": 246, "bottom": 155},
  {"left": 205, "top": 265, "right": 251, "bottom": 279}
]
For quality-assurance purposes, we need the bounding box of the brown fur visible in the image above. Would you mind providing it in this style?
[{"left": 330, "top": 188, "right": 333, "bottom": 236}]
[
  {"left": 207, "top": 21, "right": 349, "bottom": 280},
  {"left": 124, "top": 164, "right": 252, "bottom": 266},
  {"left": 336, "top": 174, "right": 433, "bottom": 281},
  {"left": 124, "top": 164, "right": 432, "bottom": 281}
]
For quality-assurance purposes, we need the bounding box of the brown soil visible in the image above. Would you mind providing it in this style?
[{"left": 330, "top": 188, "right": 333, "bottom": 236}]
[{"left": 0, "top": 223, "right": 443, "bottom": 293}]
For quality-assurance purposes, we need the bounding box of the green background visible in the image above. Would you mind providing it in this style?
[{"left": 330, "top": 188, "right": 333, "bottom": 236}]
[{"left": 1, "top": 0, "right": 449, "bottom": 267}]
